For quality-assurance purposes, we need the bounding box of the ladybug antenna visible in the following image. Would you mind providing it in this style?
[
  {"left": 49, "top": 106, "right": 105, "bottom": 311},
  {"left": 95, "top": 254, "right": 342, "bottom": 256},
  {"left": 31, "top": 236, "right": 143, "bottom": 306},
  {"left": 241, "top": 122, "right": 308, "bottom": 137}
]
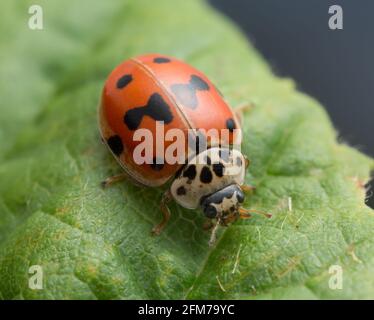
[
  {"left": 208, "top": 217, "right": 221, "bottom": 247},
  {"left": 239, "top": 207, "right": 272, "bottom": 219}
]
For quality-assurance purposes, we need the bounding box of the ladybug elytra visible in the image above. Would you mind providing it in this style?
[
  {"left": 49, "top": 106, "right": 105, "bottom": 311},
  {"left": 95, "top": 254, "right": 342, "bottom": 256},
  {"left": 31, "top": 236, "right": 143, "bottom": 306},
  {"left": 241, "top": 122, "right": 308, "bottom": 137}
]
[{"left": 99, "top": 54, "right": 270, "bottom": 245}]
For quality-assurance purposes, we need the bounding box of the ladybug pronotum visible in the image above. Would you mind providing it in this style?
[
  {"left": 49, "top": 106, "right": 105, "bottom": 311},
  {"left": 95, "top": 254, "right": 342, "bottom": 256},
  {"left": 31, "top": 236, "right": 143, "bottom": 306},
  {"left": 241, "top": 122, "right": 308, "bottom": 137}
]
[{"left": 99, "top": 54, "right": 270, "bottom": 245}]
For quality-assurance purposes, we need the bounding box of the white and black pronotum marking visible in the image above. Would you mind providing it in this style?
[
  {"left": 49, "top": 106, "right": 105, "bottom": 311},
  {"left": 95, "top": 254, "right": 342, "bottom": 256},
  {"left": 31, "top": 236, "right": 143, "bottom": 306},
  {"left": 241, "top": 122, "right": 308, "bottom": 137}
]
[{"left": 170, "top": 147, "right": 245, "bottom": 215}]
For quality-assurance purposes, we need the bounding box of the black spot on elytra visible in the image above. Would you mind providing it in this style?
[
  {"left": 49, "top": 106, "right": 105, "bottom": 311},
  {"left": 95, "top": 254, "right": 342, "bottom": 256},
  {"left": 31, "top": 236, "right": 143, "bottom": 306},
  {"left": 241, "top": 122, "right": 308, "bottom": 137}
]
[
  {"left": 116, "top": 74, "right": 133, "bottom": 89},
  {"left": 153, "top": 57, "right": 171, "bottom": 63},
  {"left": 183, "top": 165, "right": 197, "bottom": 180},
  {"left": 219, "top": 149, "right": 230, "bottom": 162},
  {"left": 123, "top": 93, "right": 173, "bottom": 130},
  {"left": 107, "top": 135, "right": 124, "bottom": 156},
  {"left": 200, "top": 166, "right": 213, "bottom": 183},
  {"left": 226, "top": 118, "right": 236, "bottom": 132},
  {"left": 190, "top": 75, "right": 209, "bottom": 90},
  {"left": 213, "top": 163, "right": 224, "bottom": 177},
  {"left": 150, "top": 157, "right": 164, "bottom": 171},
  {"left": 176, "top": 186, "right": 186, "bottom": 196},
  {"left": 171, "top": 75, "right": 209, "bottom": 109}
]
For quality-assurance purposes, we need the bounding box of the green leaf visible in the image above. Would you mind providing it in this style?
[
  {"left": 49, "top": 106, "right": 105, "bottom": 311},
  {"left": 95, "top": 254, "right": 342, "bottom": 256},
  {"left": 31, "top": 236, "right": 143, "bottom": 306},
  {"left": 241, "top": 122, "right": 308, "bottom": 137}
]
[{"left": 0, "top": 0, "right": 373, "bottom": 300}]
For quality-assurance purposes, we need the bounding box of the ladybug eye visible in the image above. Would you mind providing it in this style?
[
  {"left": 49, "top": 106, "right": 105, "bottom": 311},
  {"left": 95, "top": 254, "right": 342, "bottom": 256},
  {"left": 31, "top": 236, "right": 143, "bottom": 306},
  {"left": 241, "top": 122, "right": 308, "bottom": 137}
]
[
  {"left": 237, "top": 189, "right": 245, "bottom": 203},
  {"left": 203, "top": 205, "right": 217, "bottom": 219}
]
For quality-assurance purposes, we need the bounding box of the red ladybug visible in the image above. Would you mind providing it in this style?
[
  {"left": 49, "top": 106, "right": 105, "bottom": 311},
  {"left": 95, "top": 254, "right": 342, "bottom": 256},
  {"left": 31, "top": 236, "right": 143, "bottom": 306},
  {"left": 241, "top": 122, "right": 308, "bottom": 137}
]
[{"left": 99, "top": 54, "right": 270, "bottom": 245}]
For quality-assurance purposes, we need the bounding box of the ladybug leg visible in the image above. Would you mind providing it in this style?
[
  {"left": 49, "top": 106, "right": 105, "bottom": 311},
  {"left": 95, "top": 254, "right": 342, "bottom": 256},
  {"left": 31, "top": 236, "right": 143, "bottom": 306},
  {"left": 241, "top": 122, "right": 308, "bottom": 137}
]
[
  {"left": 203, "top": 219, "right": 214, "bottom": 231},
  {"left": 243, "top": 155, "right": 250, "bottom": 169},
  {"left": 235, "top": 102, "right": 254, "bottom": 124},
  {"left": 241, "top": 184, "right": 256, "bottom": 193},
  {"left": 208, "top": 218, "right": 221, "bottom": 247},
  {"left": 239, "top": 207, "right": 272, "bottom": 219},
  {"left": 239, "top": 212, "right": 252, "bottom": 219},
  {"left": 101, "top": 173, "right": 127, "bottom": 188},
  {"left": 152, "top": 190, "right": 173, "bottom": 236}
]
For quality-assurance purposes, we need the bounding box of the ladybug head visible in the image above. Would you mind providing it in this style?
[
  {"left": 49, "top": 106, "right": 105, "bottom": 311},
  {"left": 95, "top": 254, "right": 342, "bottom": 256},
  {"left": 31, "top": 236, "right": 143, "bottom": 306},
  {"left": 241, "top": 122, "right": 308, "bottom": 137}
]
[{"left": 200, "top": 184, "right": 245, "bottom": 225}]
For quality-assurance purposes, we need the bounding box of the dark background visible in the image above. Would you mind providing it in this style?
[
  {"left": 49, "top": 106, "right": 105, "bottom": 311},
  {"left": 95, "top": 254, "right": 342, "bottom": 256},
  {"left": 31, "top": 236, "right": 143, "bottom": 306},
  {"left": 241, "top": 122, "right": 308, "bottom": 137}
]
[{"left": 210, "top": 0, "right": 373, "bottom": 207}]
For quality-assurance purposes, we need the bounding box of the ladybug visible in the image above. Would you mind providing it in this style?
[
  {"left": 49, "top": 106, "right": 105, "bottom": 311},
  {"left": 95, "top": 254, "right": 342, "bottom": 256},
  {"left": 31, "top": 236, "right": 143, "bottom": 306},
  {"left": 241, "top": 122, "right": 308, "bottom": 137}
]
[{"left": 99, "top": 54, "right": 270, "bottom": 245}]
